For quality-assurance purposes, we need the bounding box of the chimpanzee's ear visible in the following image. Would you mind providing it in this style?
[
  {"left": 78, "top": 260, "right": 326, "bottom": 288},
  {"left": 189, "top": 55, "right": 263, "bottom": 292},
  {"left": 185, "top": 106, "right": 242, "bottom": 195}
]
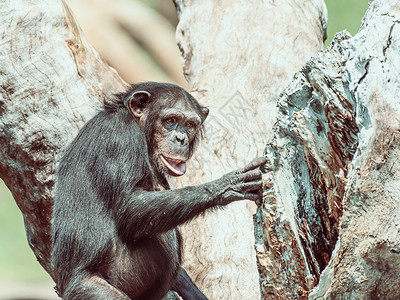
[
  {"left": 201, "top": 106, "right": 209, "bottom": 121},
  {"left": 128, "top": 91, "right": 152, "bottom": 118}
]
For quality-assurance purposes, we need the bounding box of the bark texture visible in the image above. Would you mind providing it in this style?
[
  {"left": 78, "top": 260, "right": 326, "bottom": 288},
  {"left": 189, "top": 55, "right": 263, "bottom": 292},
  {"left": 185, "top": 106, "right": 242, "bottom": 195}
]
[
  {"left": 255, "top": 0, "right": 400, "bottom": 298},
  {"left": 309, "top": 1, "right": 400, "bottom": 298},
  {"left": 0, "top": 0, "right": 125, "bottom": 279},
  {"left": 173, "top": 1, "right": 326, "bottom": 299}
]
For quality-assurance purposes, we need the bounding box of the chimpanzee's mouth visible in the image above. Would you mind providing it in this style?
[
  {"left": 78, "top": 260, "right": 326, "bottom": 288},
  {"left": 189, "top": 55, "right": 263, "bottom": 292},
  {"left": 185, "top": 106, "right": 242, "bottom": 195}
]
[{"left": 160, "top": 155, "right": 187, "bottom": 176}]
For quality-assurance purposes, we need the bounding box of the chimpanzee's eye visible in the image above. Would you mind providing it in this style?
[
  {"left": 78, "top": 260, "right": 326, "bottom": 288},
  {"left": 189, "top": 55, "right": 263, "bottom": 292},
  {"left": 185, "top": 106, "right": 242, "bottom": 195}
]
[
  {"left": 185, "top": 121, "right": 196, "bottom": 131},
  {"left": 165, "top": 117, "right": 176, "bottom": 125}
]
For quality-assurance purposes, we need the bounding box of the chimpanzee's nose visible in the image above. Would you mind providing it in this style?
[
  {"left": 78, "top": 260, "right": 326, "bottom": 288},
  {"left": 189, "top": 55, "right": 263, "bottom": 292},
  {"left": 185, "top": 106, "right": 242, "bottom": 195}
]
[{"left": 175, "top": 132, "right": 187, "bottom": 146}]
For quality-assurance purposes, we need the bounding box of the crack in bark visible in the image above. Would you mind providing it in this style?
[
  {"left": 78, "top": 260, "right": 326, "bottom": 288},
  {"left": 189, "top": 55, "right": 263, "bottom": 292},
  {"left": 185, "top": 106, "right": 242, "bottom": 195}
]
[{"left": 355, "top": 60, "right": 370, "bottom": 92}]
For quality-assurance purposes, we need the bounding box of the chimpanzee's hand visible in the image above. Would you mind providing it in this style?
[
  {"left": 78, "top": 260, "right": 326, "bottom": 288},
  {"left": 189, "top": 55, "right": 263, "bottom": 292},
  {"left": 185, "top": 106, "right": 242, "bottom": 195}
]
[{"left": 213, "top": 157, "right": 267, "bottom": 206}]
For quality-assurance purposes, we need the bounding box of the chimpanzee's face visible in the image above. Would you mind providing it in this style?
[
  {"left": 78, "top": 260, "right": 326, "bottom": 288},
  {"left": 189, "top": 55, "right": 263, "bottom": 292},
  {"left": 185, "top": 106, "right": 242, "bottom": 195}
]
[
  {"left": 151, "top": 102, "right": 202, "bottom": 176},
  {"left": 126, "top": 83, "right": 208, "bottom": 177}
]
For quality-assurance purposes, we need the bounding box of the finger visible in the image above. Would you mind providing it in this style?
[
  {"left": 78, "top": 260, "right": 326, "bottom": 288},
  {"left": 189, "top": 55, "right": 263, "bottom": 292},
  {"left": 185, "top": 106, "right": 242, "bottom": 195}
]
[
  {"left": 241, "top": 157, "right": 267, "bottom": 173},
  {"left": 227, "top": 169, "right": 261, "bottom": 185},
  {"left": 234, "top": 170, "right": 261, "bottom": 184},
  {"left": 242, "top": 192, "right": 261, "bottom": 201},
  {"left": 220, "top": 191, "right": 243, "bottom": 205},
  {"left": 238, "top": 169, "right": 262, "bottom": 182},
  {"left": 237, "top": 179, "right": 263, "bottom": 192}
]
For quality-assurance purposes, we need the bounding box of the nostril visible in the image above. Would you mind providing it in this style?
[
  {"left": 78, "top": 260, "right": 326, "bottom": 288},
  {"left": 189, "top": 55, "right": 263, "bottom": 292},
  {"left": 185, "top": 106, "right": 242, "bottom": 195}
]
[
  {"left": 176, "top": 136, "right": 184, "bottom": 145},
  {"left": 175, "top": 133, "right": 187, "bottom": 146}
]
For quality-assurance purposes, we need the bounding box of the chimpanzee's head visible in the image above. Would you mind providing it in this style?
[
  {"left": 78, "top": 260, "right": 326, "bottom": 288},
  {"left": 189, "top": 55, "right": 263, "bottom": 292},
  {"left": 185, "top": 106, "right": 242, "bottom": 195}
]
[{"left": 124, "top": 82, "right": 209, "bottom": 177}]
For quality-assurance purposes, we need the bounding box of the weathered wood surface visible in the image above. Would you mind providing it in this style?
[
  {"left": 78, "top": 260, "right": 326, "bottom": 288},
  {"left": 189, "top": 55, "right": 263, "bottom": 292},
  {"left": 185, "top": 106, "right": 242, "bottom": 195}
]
[
  {"left": 257, "top": 32, "right": 359, "bottom": 299},
  {"left": 309, "top": 0, "right": 400, "bottom": 298},
  {"left": 256, "top": 0, "right": 400, "bottom": 298}
]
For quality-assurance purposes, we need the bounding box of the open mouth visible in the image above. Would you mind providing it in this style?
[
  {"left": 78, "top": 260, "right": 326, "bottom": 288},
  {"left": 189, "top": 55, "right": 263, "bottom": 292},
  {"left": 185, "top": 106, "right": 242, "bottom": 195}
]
[{"left": 160, "top": 155, "right": 187, "bottom": 176}]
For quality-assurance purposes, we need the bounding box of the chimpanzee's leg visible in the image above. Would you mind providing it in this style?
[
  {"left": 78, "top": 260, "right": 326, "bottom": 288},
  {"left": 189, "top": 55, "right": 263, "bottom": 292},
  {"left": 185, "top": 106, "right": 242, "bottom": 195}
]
[
  {"left": 172, "top": 268, "right": 208, "bottom": 300},
  {"left": 63, "top": 274, "right": 129, "bottom": 300}
]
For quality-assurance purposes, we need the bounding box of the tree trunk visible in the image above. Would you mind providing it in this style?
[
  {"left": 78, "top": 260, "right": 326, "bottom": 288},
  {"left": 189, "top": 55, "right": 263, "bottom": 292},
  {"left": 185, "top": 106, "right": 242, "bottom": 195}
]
[
  {"left": 253, "top": 0, "right": 400, "bottom": 298},
  {"left": 1, "top": 0, "right": 399, "bottom": 300},
  {"left": 307, "top": 1, "right": 400, "bottom": 298}
]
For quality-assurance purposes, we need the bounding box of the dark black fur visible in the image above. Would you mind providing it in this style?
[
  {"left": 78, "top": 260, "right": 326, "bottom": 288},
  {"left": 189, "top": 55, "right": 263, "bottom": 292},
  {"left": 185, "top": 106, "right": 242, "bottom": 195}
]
[{"left": 51, "top": 82, "right": 265, "bottom": 300}]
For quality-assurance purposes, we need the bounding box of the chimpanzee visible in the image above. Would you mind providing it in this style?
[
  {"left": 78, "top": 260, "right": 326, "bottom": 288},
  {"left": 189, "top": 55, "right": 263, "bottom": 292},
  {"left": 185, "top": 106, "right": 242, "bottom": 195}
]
[{"left": 51, "top": 82, "right": 266, "bottom": 300}]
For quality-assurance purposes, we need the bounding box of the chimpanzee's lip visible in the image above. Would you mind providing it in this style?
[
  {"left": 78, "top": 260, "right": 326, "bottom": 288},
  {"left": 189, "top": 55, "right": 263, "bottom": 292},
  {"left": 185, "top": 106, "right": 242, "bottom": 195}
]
[{"left": 160, "top": 155, "right": 187, "bottom": 176}]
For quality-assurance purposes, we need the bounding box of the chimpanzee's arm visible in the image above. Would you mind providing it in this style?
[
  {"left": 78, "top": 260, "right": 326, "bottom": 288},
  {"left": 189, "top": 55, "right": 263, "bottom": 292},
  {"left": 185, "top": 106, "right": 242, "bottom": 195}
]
[
  {"left": 115, "top": 157, "right": 265, "bottom": 239},
  {"left": 172, "top": 268, "right": 208, "bottom": 300}
]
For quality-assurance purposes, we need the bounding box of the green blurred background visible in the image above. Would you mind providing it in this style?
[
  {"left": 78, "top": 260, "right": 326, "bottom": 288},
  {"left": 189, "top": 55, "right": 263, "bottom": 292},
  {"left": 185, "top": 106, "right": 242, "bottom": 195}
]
[
  {"left": 0, "top": 0, "right": 368, "bottom": 297},
  {"left": 324, "top": 0, "right": 369, "bottom": 45}
]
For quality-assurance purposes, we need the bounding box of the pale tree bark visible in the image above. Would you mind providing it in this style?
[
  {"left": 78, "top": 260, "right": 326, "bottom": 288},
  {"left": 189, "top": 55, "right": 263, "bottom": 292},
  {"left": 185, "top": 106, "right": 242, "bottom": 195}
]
[
  {"left": 254, "top": 0, "right": 400, "bottom": 298},
  {"left": 307, "top": 1, "right": 400, "bottom": 298},
  {"left": 1, "top": 1, "right": 399, "bottom": 300}
]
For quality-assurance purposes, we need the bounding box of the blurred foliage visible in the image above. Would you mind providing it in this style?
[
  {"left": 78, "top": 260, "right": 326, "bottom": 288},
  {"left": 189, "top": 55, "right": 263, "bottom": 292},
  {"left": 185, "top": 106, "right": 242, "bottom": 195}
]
[
  {"left": 0, "top": 0, "right": 368, "bottom": 287},
  {"left": 324, "top": 0, "right": 369, "bottom": 45},
  {"left": 0, "top": 179, "right": 52, "bottom": 283}
]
